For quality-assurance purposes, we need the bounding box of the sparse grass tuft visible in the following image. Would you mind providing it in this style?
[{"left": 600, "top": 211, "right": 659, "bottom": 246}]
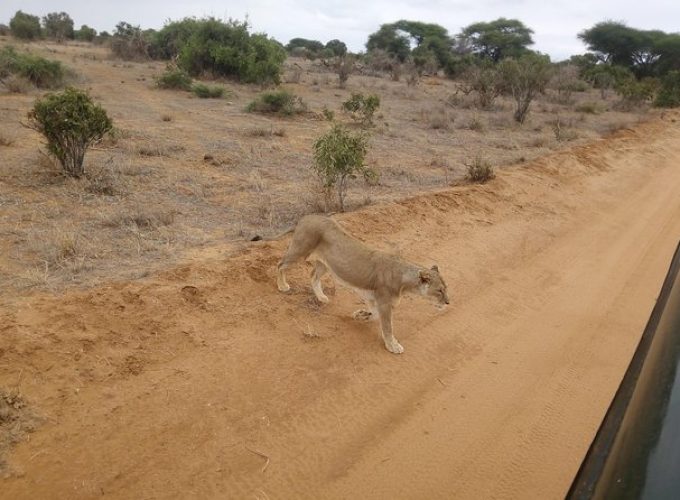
[
  {"left": 3, "top": 74, "right": 32, "bottom": 93},
  {"left": 465, "top": 155, "right": 495, "bottom": 183},
  {"left": 427, "top": 108, "right": 454, "bottom": 130},
  {"left": 244, "top": 126, "right": 286, "bottom": 138},
  {"left": 574, "top": 102, "right": 604, "bottom": 114}
]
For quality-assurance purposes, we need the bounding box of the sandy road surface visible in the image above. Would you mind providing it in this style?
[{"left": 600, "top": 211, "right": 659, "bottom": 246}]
[{"left": 2, "top": 112, "right": 680, "bottom": 499}]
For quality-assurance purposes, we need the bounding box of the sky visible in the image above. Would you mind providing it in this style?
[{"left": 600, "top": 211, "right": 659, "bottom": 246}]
[{"left": 1, "top": 1, "right": 679, "bottom": 61}]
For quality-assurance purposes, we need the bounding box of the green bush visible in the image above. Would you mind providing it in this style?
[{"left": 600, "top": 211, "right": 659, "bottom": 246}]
[
  {"left": 9, "top": 11, "right": 41, "bottom": 40},
  {"left": 0, "top": 46, "right": 65, "bottom": 88},
  {"left": 191, "top": 83, "right": 225, "bottom": 98},
  {"left": 174, "top": 18, "right": 286, "bottom": 85},
  {"left": 615, "top": 78, "right": 657, "bottom": 109},
  {"left": 312, "top": 123, "right": 375, "bottom": 211},
  {"left": 246, "top": 90, "right": 307, "bottom": 116},
  {"left": 28, "top": 87, "right": 112, "bottom": 178},
  {"left": 75, "top": 25, "right": 97, "bottom": 42},
  {"left": 654, "top": 71, "right": 680, "bottom": 108},
  {"left": 342, "top": 93, "right": 381, "bottom": 127},
  {"left": 155, "top": 66, "right": 192, "bottom": 90},
  {"left": 498, "top": 54, "right": 552, "bottom": 124}
]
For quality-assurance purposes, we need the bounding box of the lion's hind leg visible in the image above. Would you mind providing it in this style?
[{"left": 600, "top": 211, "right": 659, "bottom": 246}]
[{"left": 311, "top": 260, "right": 330, "bottom": 303}]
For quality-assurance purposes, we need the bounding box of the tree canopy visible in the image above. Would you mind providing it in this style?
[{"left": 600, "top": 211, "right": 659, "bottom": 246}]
[
  {"left": 459, "top": 18, "right": 534, "bottom": 62},
  {"left": 579, "top": 21, "right": 680, "bottom": 78},
  {"left": 366, "top": 20, "right": 454, "bottom": 69},
  {"left": 9, "top": 10, "right": 42, "bottom": 40},
  {"left": 42, "top": 12, "right": 75, "bottom": 41}
]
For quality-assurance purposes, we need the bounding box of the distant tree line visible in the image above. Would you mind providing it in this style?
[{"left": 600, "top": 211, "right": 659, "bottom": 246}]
[
  {"left": 8, "top": 10, "right": 98, "bottom": 43},
  {"left": 3, "top": 9, "right": 679, "bottom": 106}
]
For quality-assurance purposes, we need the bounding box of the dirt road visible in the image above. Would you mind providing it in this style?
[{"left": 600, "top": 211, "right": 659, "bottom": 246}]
[{"left": 2, "top": 112, "right": 680, "bottom": 499}]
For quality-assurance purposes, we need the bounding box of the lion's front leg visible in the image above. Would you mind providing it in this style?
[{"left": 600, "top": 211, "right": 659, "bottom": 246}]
[
  {"left": 353, "top": 291, "right": 378, "bottom": 321},
  {"left": 376, "top": 300, "right": 403, "bottom": 354}
]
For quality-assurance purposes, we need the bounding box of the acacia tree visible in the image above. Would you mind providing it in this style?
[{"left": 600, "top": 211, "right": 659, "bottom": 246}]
[
  {"left": 42, "top": 12, "right": 74, "bottom": 42},
  {"left": 366, "top": 20, "right": 454, "bottom": 70},
  {"left": 578, "top": 21, "right": 665, "bottom": 78},
  {"left": 460, "top": 18, "right": 534, "bottom": 62}
]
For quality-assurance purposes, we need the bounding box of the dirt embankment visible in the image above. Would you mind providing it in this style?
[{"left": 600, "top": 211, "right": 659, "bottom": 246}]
[{"left": 1, "top": 112, "right": 680, "bottom": 498}]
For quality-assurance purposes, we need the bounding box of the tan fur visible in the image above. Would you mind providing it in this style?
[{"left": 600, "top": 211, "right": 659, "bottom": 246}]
[{"left": 277, "top": 215, "right": 449, "bottom": 354}]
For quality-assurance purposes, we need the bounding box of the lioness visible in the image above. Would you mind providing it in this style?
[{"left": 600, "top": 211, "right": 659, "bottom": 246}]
[{"left": 277, "top": 215, "right": 449, "bottom": 354}]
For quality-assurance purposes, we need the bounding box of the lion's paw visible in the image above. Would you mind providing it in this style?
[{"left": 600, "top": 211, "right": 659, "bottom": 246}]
[
  {"left": 385, "top": 341, "right": 404, "bottom": 354},
  {"left": 352, "top": 309, "right": 373, "bottom": 321}
]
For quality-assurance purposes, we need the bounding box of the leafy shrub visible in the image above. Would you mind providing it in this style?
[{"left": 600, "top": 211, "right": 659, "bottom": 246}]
[
  {"left": 155, "top": 66, "right": 192, "bottom": 90},
  {"left": 0, "top": 46, "right": 65, "bottom": 88},
  {"left": 312, "top": 123, "right": 375, "bottom": 211},
  {"left": 654, "top": 71, "right": 680, "bottom": 108},
  {"left": 174, "top": 18, "right": 286, "bottom": 85},
  {"left": 342, "top": 93, "right": 380, "bottom": 127},
  {"left": 498, "top": 54, "right": 552, "bottom": 124},
  {"left": 615, "top": 78, "right": 657, "bottom": 110},
  {"left": 111, "top": 22, "right": 150, "bottom": 60},
  {"left": 246, "top": 90, "right": 306, "bottom": 116},
  {"left": 465, "top": 156, "right": 495, "bottom": 183},
  {"left": 460, "top": 63, "right": 502, "bottom": 109},
  {"left": 0, "top": 24, "right": 10, "bottom": 36},
  {"left": 191, "top": 83, "right": 225, "bottom": 98},
  {"left": 75, "top": 25, "right": 97, "bottom": 42},
  {"left": 9, "top": 11, "right": 42, "bottom": 40},
  {"left": 583, "top": 64, "right": 632, "bottom": 99},
  {"left": 28, "top": 87, "right": 112, "bottom": 178}
]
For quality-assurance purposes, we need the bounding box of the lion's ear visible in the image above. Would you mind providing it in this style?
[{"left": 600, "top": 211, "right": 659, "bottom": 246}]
[
  {"left": 431, "top": 264, "right": 439, "bottom": 272},
  {"left": 419, "top": 270, "right": 431, "bottom": 284}
]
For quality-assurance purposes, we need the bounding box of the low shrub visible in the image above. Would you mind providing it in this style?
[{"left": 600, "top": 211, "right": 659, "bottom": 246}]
[
  {"left": 342, "top": 93, "right": 380, "bottom": 127},
  {"left": 27, "top": 87, "right": 113, "bottom": 178},
  {"left": 246, "top": 90, "right": 307, "bottom": 116},
  {"left": 0, "top": 46, "right": 65, "bottom": 89},
  {"left": 191, "top": 83, "right": 225, "bottom": 98},
  {"left": 312, "top": 123, "right": 375, "bottom": 211},
  {"left": 654, "top": 71, "right": 680, "bottom": 108},
  {"left": 574, "top": 101, "right": 603, "bottom": 114},
  {"left": 155, "top": 66, "right": 192, "bottom": 90}
]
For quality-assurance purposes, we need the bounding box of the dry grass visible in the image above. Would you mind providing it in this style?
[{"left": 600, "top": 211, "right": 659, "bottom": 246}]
[
  {"left": 3, "top": 75, "right": 33, "bottom": 94},
  {"left": 0, "top": 38, "right": 650, "bottom": 295}
]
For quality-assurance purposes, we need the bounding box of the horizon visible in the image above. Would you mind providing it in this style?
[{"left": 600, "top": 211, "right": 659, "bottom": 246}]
[{"left": 1, "top": 1, "right": 678, "bottom": 62}]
